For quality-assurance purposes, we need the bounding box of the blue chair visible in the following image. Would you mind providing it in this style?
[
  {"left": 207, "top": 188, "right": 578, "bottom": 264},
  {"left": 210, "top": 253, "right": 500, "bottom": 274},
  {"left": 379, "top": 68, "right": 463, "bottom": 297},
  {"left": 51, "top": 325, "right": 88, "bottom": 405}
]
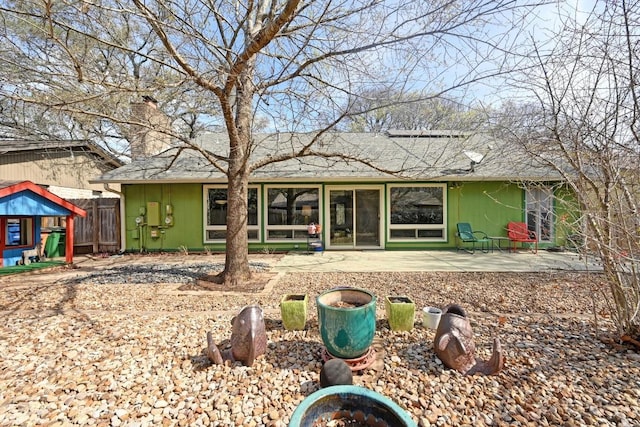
[{"left": 456, "top": 222, "right": 490, "bottom": 253}]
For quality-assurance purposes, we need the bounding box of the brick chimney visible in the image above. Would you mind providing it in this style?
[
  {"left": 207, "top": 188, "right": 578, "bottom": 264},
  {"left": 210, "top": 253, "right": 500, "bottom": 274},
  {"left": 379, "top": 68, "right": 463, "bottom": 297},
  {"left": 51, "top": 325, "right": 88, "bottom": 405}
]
[{"left": 129, "top": 96, "right": 171, "bottom": 160}]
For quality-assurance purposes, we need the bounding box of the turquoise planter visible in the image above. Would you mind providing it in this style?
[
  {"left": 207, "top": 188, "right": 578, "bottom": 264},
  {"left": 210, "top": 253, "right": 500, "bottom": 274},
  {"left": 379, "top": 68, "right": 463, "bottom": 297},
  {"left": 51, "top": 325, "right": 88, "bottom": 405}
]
[
  {"left": 316, "top": 288, "right": 376, "bottom": 359},
  {"left": 289, "top": 385, "right": 417, "bottom": 427}
]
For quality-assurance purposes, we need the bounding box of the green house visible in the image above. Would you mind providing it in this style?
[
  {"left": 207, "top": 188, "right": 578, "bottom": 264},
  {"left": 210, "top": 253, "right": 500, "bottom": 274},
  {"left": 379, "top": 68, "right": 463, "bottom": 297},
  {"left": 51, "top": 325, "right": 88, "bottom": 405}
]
[{"left": 93, "top": 131, "right": 575, "bottom": 253}]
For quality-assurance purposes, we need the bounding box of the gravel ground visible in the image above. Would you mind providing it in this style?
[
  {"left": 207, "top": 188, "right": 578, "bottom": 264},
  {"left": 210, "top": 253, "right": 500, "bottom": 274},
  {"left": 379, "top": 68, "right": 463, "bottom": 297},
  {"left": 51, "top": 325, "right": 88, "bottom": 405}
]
[{"left": 1, "top": 254, "right": 639, "bottom": 427}]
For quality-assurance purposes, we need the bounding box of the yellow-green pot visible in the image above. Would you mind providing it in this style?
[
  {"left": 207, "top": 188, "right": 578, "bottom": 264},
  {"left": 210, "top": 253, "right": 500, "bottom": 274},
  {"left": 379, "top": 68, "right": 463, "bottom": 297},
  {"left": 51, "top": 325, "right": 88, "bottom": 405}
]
[
  {"left": 385, "top": 296, "right": 416, "bottom": 331},
  {"left": 280, "top": 294, "right": 309, "bottom": 330}
]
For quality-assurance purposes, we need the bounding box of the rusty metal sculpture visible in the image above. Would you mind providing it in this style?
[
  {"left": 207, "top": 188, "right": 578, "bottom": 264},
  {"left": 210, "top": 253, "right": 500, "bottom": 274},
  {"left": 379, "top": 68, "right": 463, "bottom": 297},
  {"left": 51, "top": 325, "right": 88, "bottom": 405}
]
[
  {"left": 433, "top": 304, "right": 504, "bottom": 375},
  {"left": 206, "top": 305, "right": 267, "bottom": 367}
]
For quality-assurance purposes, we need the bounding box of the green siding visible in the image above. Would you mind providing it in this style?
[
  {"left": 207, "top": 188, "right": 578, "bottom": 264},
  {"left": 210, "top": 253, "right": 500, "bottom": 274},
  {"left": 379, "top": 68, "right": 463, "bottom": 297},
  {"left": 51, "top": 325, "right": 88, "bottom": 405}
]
[
  {"left": 121, "top": 180, "right": 574, "bottom": 252},
  {"left": 123, "top": 184, "right": 205, "bottom": 252},
  {"left": 450, "top": 181, "right": 525, "bottom": 238},
  {"left": 553, "top": 185, "right": 580, "bottom": 247},
  {"left": 386, "top": 181, "right": 525, "bottom": 250}
]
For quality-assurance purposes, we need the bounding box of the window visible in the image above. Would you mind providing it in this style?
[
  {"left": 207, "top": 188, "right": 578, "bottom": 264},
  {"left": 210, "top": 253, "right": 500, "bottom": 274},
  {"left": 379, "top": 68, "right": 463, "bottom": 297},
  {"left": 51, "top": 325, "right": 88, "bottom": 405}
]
[
  {"left": 266, "top": 186, "right": 320, "bottom": 240},
  {"left": 6, "top": 217, "right": 34, "bottom": 247},
  {"left": 203, "top": 186, "right": 260, "bottom": 242},
  {"left": 526, "top": 186, "right": 554, "bottom": 242},
  {"left": 41, "top": 216, "right": 65, "bottom": 230},
  {"left": 388, "top": 184, "right": 446, "bottom": 241}
]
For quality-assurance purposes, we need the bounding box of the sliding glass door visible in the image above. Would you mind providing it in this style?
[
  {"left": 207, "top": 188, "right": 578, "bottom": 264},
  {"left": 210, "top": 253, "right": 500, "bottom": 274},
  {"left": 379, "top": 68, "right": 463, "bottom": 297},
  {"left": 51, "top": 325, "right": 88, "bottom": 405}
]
[{"left": 327, "top": 187, "right": 382, "bottom": 249}]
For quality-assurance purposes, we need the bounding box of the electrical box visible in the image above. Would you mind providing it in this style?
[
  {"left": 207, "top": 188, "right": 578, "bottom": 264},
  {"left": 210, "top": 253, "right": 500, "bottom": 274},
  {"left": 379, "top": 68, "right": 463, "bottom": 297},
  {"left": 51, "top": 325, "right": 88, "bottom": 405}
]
[
  {"left": 164, "top": 204, "right": 174, "bottom": 227},
  {"left": 147, "top": 202, "right": 161, "bottom": 227},
  {"left": 130, "top": 228, "right": 139, "bottom": 239}
]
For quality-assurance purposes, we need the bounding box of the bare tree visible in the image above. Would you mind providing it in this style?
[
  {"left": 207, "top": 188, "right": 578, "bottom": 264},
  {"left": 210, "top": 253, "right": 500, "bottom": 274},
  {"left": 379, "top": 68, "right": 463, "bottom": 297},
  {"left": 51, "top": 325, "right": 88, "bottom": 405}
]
[
  {"left": 495, "top": 1, "right": 640, "bottom": 336},
  {"left": 0, "top": 0, "right": 545, "bottom": 286},
  {"left": 344, "top": 88, "right": 488, "bottom": 132}
]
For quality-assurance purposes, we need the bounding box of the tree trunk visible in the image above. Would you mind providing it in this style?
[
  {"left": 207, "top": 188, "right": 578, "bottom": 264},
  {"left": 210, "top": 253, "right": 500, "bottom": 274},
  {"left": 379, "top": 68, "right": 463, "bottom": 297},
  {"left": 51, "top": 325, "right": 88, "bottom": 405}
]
[
  {"left": 221, "top": 166, "right": 251, "bottom": 286},
  {"left": 219, "top": 59, "right": 256, "bottom": 287}
]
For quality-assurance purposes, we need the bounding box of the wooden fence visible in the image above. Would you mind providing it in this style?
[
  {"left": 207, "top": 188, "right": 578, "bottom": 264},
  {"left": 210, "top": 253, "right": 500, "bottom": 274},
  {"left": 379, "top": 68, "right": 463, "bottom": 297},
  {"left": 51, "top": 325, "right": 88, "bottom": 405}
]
[{"left": 69, "top": 198, "right": 121, "bottom": 254}]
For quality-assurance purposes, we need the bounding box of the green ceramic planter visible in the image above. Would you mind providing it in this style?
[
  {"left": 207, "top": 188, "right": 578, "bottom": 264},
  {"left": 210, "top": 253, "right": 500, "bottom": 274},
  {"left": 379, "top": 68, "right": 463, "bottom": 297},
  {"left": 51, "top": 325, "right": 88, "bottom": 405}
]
[
  {"left": 280, "top": 294, "right": 308, "bottom": 330},
  {"left": 289, "top": 385, "right": 417, "bottom": 427},
  {"left": 316, "top": 287, "right": 376, "bottom": 359},
  {"left": 385, "top": 296, "right": 415, "bottom": 331}
]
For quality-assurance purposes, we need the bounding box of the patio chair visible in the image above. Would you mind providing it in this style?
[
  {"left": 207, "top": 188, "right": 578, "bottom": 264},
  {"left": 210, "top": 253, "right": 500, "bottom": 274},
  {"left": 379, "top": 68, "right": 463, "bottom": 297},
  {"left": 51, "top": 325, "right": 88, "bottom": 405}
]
[
  {"left": 507, "top": 221, "right": 538, "bottom": 253},
  {"left": 456, "top": 222, "right": 490, "bottom": 254}
]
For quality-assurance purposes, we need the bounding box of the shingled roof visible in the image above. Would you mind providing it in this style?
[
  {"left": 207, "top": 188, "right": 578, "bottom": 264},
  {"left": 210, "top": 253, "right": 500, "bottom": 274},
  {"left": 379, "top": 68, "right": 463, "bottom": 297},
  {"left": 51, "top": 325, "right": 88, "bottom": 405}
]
[
  {"left": 0, "top": 139, "right": 123, "bottom": 168},
  {"left": 93, "top": 131, "right": 562, "bottom": 184}
]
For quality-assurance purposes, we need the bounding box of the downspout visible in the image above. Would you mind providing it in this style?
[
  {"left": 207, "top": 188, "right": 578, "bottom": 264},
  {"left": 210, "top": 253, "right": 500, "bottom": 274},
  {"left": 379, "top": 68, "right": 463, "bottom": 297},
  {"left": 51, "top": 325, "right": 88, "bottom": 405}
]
[{"left": 104, "top": 183, "right": 126, "bottom": 253}]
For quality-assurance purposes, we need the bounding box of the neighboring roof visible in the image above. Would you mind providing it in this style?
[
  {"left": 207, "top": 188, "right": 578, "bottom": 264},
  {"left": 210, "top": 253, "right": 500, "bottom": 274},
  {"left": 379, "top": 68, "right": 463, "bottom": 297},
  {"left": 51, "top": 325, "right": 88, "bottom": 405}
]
[
  {"left": 93, "top": 131, "right": 563, "bottom": 184},
  {"left": 0, "top": 180, "right": 87, "bottom": 217},
  {"left": 0, "top": 139, "right": 124, "bottom": 168}
]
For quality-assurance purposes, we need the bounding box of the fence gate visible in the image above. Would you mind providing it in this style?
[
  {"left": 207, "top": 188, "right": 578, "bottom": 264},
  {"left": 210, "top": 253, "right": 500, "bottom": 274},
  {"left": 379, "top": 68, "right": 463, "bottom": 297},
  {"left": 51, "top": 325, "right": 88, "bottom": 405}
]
[{"left": 69, "top": 198, "right": 121, "bottom": 254}]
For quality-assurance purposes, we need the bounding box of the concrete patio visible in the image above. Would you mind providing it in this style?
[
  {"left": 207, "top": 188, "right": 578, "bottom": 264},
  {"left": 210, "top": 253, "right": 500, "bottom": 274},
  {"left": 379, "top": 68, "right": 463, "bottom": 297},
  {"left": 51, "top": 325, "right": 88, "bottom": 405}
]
[{"left": 274, "top": 249, "right": 601, "bottom": 273}]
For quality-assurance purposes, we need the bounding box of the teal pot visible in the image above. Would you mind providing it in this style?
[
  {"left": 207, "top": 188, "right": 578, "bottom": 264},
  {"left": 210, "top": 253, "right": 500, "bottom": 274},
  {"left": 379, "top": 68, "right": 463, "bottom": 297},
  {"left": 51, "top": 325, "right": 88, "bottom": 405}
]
[
  {"left": 316, "top": 288, "right": 376, "bottom": 359},
  {"left": 289, "top": 385, "right": 417, "bottom": 427}
]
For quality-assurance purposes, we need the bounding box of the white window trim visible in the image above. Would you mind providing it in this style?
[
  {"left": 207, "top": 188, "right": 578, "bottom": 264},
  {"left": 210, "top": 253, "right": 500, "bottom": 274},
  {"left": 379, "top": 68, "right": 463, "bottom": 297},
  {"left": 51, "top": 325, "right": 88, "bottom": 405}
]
[
  {"left": 265, "top": 184, "right": 322, "bottom": 242},
  {"left": 387, "top": 183, "right": 447, "bottom": 242},
  {"left": 202, "top": 185, "right": 261, "bottom": 243}
]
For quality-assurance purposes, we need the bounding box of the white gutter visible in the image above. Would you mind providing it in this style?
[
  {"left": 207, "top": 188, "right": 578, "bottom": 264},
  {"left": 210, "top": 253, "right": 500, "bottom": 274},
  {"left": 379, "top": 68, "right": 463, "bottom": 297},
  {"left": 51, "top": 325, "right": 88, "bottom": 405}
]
[{"left": 104, "top": 183, "right": 126, "bottom": 253}]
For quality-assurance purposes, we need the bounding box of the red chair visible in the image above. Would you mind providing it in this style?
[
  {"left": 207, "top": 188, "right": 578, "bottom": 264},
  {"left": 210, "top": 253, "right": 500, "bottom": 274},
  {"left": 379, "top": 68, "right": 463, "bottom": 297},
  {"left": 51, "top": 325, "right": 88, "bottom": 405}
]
[{"left": 507, "top": 222, "right": 538, "bottom": 253}]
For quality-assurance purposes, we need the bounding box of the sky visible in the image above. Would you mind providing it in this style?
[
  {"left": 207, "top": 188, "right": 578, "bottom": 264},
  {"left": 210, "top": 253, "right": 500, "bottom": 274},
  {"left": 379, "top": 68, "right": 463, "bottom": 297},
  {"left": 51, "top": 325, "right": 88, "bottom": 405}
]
[
  {"left": 461, "top": 0, "right": 602, "bottom": 107},
  {"left": 534, "top": 0, "right": 599, "bottom": 33}
]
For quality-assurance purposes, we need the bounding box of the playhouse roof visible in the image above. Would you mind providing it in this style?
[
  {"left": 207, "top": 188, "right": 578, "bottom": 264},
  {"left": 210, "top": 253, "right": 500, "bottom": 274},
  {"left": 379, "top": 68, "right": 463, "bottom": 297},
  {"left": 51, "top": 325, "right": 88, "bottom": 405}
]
[
  {"left": 93, "top": 131, "right": 563, "bottom": 184},
  {"left": 0, "top": 180, "right": 87, "bottom": 217}
]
